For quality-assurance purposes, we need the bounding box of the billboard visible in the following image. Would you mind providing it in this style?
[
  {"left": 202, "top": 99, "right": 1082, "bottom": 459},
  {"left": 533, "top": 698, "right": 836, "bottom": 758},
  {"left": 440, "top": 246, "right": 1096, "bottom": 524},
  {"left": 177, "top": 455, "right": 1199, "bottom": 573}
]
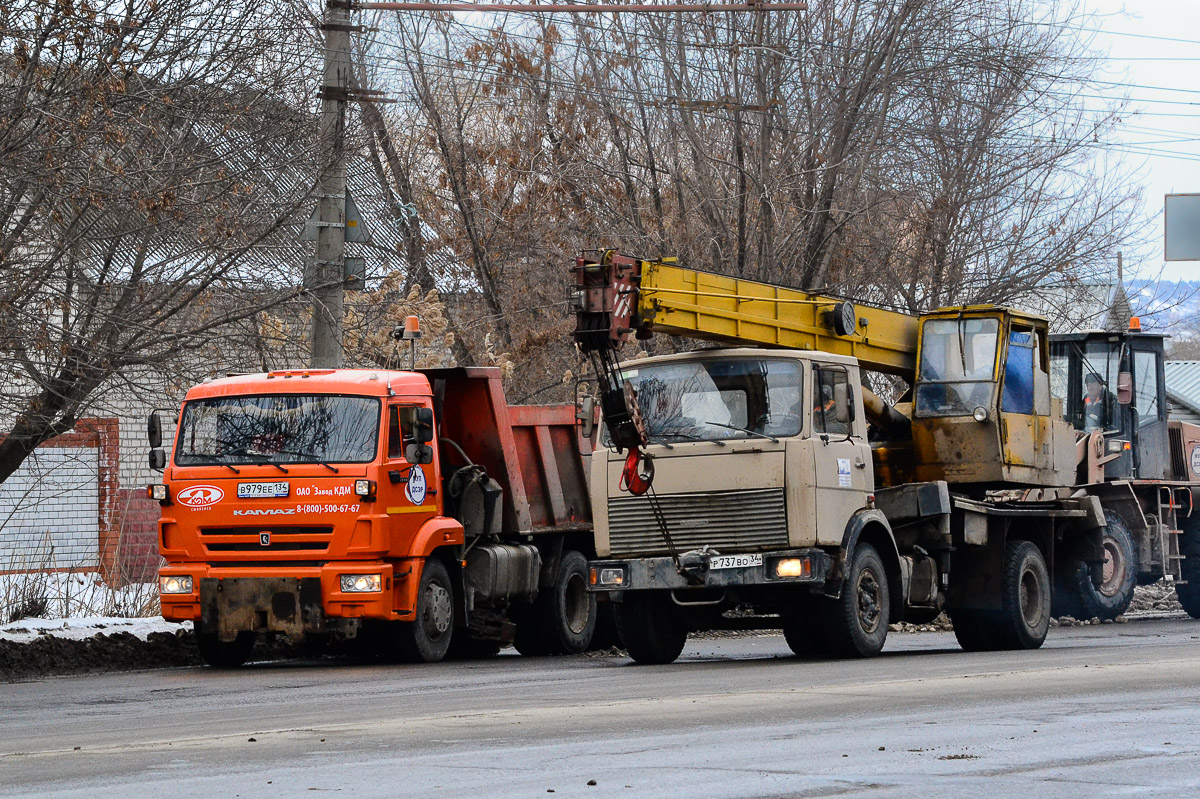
[{"left": 1165, "top": 193, "right": 1200, "bottom": 261}]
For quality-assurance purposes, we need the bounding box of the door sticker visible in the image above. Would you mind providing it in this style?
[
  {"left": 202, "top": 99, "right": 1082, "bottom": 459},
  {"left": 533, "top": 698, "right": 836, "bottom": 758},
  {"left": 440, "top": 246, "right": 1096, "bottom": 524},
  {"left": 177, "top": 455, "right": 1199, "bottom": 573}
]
[
  {"left": 1191, "top": 446, "right": 1200, "bottom": 476},
  {"left": 406, "top": 464, "right": 427, "bottom": 504},
  {"left": 837, "top": 458, "right": 852, "bottom": 488}
]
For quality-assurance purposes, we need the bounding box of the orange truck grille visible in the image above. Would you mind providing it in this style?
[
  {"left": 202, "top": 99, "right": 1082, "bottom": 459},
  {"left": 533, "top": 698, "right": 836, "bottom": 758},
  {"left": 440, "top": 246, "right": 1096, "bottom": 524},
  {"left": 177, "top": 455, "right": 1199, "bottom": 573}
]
[{"left": 199, "top": 526, "right": 334, "bottom": 556}]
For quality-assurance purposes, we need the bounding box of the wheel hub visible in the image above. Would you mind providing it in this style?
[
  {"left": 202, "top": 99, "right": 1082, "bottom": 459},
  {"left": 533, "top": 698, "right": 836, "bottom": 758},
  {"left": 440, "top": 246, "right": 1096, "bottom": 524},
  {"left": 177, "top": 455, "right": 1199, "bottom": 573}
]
[
  {"left": 1097, "top": 537, "right": 1126, "bottom": 597},
  {"left": 856, "top": 570, "right": 882, "bottom": 634},
  {"left": 1019, "top": 567, "right": 1045, "bottom": 627},
  {"left": 423, "top": 581, "right": 453, "bottom": 637},
  {"left": 564, "top": 572, "right": 589, "bottom": 635}
]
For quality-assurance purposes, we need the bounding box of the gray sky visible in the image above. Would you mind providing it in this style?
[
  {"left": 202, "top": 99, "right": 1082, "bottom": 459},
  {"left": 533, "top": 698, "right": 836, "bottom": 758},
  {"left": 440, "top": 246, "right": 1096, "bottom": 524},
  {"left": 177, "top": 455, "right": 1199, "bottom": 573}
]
[{"left": 1081, "top": 1, "right": 1200, "bottom": 280}]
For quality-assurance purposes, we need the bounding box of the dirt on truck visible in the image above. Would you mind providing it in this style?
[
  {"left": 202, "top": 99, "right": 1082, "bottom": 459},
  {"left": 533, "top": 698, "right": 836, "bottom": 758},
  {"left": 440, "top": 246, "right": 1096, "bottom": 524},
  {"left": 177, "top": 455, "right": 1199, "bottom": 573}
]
[{"left": 149, "top": 366, "right": 598, "bottom": 667}]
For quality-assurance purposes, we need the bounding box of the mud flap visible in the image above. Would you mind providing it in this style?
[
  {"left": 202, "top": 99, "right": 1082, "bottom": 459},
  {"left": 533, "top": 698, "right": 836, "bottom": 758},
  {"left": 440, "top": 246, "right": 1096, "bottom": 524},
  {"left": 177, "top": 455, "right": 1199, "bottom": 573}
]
[{"left": 199, "top": 577, "right": 329, "bottom": 642}]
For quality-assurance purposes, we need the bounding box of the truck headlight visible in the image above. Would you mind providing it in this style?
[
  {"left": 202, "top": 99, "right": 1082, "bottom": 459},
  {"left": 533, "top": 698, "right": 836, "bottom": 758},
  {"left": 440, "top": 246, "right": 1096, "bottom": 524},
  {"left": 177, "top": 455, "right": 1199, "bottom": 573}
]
[
  {"left": 1107, "top": 439, "right": 1130, "bottom": 454},
  {"left": 773, "top": 557, "right": 812, "bottom": 579},
  {"left": 354, "top": 479, "right": 376, "bottom": 499},
  {"left": 159, "top": 575, "right": 193, "bottom": 594},
  {"left": 147, "top": 484, "right": 169, "bottom": 502},
  {"left": 340, "top": 574, "right": 382, "bottom": 592},
  {"left": 589, "top": 566, "right": 626, "bottom": 587},
  {"left": 972, "top": 406, "right": 989, "bottom": 423}
]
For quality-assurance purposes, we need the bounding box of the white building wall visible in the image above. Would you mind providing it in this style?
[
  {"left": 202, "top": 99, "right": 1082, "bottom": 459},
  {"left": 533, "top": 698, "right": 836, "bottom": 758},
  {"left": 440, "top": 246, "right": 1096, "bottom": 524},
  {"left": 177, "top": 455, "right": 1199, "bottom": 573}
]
[{"left": 0, "top": 447, "right": 100, "bottom": 570}]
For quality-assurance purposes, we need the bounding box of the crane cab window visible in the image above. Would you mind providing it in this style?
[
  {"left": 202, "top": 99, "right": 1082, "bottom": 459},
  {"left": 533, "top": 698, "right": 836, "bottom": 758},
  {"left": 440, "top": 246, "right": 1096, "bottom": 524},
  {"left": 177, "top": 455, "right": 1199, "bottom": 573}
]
[
  {"left": 1002, "top": 329, "right": 1035, "bottom": 415},
  {"left": 915, "top": 317, "right": 1000, "bottom": 417},
  {"left": 387, "top": 405, "right": 419, "bottom": 459},
  {"left": 609, "top": 358, "right": 802, "bottom": 443},
  {"left": 1134, "top": 350, "right": 1161, "bottom": 428},
  {"left": 813, "top": 368, "right": 851, "bottom": 436}
]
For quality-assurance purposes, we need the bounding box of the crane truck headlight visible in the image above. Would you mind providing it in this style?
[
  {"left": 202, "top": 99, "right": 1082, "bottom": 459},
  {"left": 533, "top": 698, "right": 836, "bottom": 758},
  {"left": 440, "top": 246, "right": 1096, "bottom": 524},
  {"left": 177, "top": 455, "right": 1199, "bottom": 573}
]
[
  {"left": 773, "top": 557, "right": 812, "bottom": 579},
  {"left": 147, "top": 484, "right": 169, "bottom": 502},
  {"left": 972, "top": 406, "right": 989, "bottom": 423},
  {"left": 1107, "top": 439, "right": 1130, "bottom": 454},
  {"left": 340, "top": 574, "right": 382, "bottom": 592},
  {"left": 354, "top": 479, "right": 376, "bottom": 499},
  {"left": 589, "top": 566, "right": 626, "bottom": 587},
  {"left": 159, "top": 575, "right": 193, "bottom": 594}
]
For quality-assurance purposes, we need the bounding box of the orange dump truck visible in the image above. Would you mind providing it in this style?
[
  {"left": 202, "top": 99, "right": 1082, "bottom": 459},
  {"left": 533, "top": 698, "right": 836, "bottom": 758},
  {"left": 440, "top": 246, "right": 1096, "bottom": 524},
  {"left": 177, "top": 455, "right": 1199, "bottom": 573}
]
[{"left": 149, "top": 367, "right": 595, "bottom": 667}]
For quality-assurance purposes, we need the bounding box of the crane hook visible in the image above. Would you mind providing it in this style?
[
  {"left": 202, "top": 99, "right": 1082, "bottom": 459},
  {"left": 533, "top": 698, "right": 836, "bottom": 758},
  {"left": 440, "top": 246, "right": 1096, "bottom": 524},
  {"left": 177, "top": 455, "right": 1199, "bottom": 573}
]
[{"left": 619, "top": 449, "right": 655, "bottom": 496}]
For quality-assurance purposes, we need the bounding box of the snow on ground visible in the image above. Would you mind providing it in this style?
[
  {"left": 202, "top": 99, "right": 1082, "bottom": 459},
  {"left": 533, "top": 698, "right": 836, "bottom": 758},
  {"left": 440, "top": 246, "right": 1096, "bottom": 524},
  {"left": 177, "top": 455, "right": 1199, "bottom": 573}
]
[
  {"left": 1, "top": 571, "right": 181, "bottom": 643},
  {"left": 0, "top": 616, "right": 189, "bottom": 643}
]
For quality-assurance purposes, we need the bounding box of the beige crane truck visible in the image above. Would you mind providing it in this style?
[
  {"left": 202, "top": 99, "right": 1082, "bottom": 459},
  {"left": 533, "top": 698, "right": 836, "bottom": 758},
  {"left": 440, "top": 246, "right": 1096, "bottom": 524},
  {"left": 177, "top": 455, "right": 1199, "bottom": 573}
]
[{"left": 571, "top": 250, "right": 1200, "bottom": 664}]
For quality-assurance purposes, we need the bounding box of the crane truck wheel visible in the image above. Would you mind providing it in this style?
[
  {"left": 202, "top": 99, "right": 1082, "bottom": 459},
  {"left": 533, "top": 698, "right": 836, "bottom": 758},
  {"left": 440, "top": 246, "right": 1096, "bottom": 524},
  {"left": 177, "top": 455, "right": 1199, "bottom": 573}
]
[
  {"left": 614, "top": 591, "right": 687, "bottom": 665},
  {"left": 398, "top": 558, "right": 455, "bottom": 663},
  {"left": 821, "top": 542, "right": 889, "bottom": 658},
  {"left": 196, "top": 631, "right": 255, "bottom": 668},
  {"left": 996, "top": 540, "right": 1051, "bottom": 650},
  {"left": 949, "top": 609, "right": 1000, "bottom": 652},
  {"left": 1070, "top": 511, "right": 1137, "bottom": 622},
  {"left": 1174, "top": 520, "right": 1200, "bottom": 618},
  {"left": 783, "top": 602, "right": 831, "bottom": 658}
]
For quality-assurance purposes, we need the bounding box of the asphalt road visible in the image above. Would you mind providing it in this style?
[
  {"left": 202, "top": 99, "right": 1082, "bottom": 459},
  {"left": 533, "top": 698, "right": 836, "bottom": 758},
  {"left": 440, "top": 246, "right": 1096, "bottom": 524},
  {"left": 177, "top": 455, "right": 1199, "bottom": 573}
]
[{"left": 3, "top": 618, "right": 1200, "bottom": 799}]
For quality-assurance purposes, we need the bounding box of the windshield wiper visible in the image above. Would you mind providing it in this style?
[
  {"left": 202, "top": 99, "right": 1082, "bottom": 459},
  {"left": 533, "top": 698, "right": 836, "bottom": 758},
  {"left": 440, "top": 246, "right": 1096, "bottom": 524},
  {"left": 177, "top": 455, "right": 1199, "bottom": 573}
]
[
  {"left": 706, "top": 421, "right": 779, "bottom": 443},
  {"left": 272, "top": 448, "right": 340, "bottom": 472},
  {"left": 655, "top": 427, "right": 726, "bottom": 446}
]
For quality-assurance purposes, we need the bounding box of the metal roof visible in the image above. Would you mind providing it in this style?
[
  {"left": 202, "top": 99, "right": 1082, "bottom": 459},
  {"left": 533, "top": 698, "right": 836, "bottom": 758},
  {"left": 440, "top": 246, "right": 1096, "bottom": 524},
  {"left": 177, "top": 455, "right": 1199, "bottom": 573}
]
[{"left": 1164, "top": 360, "right": 1200, "bottom": 414}]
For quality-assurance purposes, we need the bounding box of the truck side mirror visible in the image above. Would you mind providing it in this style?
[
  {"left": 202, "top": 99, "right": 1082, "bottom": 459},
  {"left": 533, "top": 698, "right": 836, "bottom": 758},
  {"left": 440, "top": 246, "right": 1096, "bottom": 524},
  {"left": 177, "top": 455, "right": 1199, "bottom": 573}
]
[
  {"left": 405, "top": 443, "right": 434, "bottom": 465},
  {"left": 1116, "top": 371, "right": 1133, "bottom": 405},
  {"left": 576, "top": 395, "right": 596, "bottom": 439},
  {"left": 148, "top": 411, "right": 162, "bottom": 448},
  {"left": 148, "top": 448, "right": 167, "bottom": 470},
  {"left": 415, "top": 407, "right": 435, "bottom": 443}
]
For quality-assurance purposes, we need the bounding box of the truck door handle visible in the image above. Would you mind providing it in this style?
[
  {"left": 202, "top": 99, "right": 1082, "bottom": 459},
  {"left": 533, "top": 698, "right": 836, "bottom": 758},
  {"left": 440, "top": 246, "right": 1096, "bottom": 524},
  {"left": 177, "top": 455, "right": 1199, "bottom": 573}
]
[{"left": 854, "top": 458, "right": 866, "bottom": 469}]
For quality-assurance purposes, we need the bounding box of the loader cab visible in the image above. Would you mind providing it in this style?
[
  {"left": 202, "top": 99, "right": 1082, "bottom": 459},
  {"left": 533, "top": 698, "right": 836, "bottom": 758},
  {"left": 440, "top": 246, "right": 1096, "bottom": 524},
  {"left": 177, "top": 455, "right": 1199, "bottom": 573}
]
[
  {"left": 911, "top": 307, "right": 1073, "bottom": 488},
  {"left": 1049, "top": 329, "right": 1168, "bottom": 480}
]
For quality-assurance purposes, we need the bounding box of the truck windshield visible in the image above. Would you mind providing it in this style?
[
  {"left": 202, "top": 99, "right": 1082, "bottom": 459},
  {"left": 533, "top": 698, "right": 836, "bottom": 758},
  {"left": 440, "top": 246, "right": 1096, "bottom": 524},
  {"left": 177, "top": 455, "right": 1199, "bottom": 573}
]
[
  {"left": 606, "top": 358, "right": 802, "bottom": 444},
  {"left": 915, "top": 317, "right": 1000, "bottom": 417},
  {"left": 175, "top": 395, "right": 381, "bottom": 465}
]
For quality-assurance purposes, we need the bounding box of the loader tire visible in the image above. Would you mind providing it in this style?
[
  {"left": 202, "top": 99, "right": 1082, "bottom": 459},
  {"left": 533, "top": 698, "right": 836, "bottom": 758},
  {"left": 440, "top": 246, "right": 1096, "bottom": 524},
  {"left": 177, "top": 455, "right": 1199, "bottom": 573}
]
[
  {"left": 1070, "top": 511, "right": 1137, "bottom": 621},
  {"left": 196, "top": 631, "right": 255, "bottom": 668},
  {"left": 821, "top": 543, "right": 889, "bottom": 658},
  {"left": 615, "top": 592, "right": 687, "bottom": 665},
  {"left": 1175, "top": 520, "right": 1200, "bottom": 619}
]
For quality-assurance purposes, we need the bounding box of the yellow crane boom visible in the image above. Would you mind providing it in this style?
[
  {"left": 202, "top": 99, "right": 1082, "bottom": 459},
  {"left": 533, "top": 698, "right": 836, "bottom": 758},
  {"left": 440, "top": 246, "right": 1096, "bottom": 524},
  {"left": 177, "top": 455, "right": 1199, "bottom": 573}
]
[{"left": 572, "top": 250, "right": 919, "bottom": 377}]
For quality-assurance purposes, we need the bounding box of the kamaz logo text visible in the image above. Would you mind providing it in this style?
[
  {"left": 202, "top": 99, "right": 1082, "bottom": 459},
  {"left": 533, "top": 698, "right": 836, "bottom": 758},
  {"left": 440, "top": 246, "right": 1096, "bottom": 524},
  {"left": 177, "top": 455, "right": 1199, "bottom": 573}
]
[
  {"left": 232, "top": 508, "right": 297, "bottom": 516},
  {"left": 177, "top": 485, "right": 224, "bottom": 507}
]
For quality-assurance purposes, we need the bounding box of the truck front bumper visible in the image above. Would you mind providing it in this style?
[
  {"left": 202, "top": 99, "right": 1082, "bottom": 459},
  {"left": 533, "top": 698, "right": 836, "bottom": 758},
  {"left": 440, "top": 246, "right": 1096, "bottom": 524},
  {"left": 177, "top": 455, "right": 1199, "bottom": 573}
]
[
  {"left": 159, "top": 563, "right": 397, "bottom": 639},
  {"left": 588, "top": 548, "right": 832, "bottom": 594}
]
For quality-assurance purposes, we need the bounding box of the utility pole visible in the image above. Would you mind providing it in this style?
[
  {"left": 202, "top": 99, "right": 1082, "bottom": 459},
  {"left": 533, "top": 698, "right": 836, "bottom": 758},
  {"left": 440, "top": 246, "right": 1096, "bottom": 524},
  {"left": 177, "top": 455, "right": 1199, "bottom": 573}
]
[
  {"left": 308, "top": 1, "right": 806, "bottom": 367},
  {"left": 310, "top": 0, "right": 352, "bottom": 368}
]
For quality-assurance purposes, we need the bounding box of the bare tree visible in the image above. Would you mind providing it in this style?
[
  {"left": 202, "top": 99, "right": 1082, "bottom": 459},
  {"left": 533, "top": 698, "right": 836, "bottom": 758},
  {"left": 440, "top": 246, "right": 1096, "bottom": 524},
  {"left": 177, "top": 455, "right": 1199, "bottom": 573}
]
[{"left": 0, "top": 0, "right": 320, "bottom": 483}]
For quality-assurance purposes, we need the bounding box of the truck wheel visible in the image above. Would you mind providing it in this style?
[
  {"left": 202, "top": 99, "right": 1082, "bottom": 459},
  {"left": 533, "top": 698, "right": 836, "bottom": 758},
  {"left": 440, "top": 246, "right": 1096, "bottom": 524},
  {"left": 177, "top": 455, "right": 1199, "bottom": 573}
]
[
  {"left": 399, "top": 558, "right": 455, "bottom": 663},
  {"left": 821, "top": 542, "right": 889, "bottom": 658},
  {"left": 782, "top": 607, "right": 830, "bottom": 658},
  {"left": 589, "top": 602, "right": 623, "bottom": 651},
  {"left": 548, "top": 550, "right": 597, "bottom": 654},
  {"left": 196, "top": 631, "right": 255, "bottom": 668},
  {"left": 1071, "top": 511, "right": 1137, "bottom": 621},
  {"left": 513, "top": 550, "right": 597, "bottom": 656},
  {"left": 949, "top": 609, "right": 999, "bottom": 652},
  {"left": 996, "top": 540, "right": 1051, "bottom": 650},
  {"left": 1175, "top": 521, "right": 1200, "bottom": 618},
  {"left": 614, "top": 592, "right": 687, "bottom": 665}
]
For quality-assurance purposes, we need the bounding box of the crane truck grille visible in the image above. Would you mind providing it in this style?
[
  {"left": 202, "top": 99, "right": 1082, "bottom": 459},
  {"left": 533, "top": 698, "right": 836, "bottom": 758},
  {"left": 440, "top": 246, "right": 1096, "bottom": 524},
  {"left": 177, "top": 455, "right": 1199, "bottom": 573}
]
[{"left": 607, "top": 488, "right": 788, "bottom": 557}]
